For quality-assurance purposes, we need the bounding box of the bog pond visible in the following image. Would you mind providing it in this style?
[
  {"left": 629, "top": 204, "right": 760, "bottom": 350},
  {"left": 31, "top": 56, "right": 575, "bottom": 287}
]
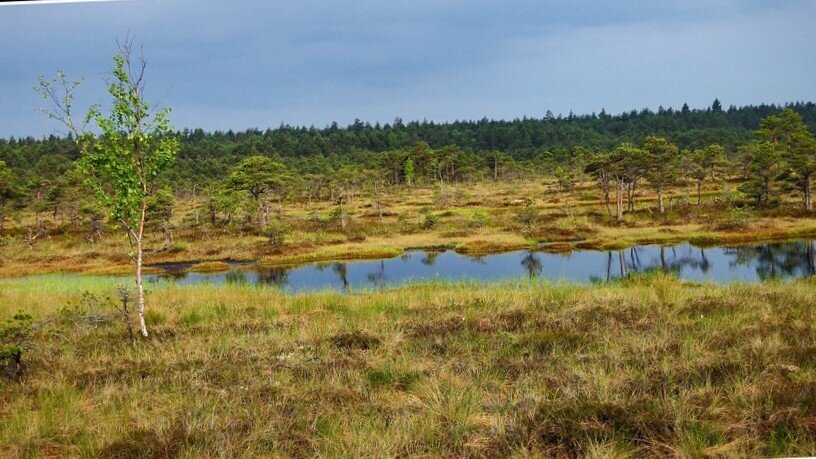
[{"left": 144, "top": 240, "right": 816, "bottom": 293}]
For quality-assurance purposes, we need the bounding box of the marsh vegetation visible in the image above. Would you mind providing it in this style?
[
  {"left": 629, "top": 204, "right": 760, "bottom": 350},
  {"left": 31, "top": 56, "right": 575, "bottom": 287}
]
[
  {"left": 1, "top": 46, "right": 816, "bottom": 458},
  {"left": 1, "top": 276, "right": 816, "bottom": 456}
]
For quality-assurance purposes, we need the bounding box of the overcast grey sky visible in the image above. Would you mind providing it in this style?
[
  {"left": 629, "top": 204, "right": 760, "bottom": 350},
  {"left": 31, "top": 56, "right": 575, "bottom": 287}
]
[{"left": 1, "top": 0, "right": 814, "bottom": 137}]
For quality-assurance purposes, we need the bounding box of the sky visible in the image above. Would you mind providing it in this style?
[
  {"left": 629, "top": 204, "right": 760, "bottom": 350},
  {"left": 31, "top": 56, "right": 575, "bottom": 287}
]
[{"left": 0, "top": 0, "right": 814, "bottom": 138}]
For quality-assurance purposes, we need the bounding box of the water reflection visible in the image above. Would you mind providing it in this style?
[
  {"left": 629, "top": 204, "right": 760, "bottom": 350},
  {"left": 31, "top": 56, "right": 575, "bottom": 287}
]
[
  {"left": 726, "top": 242, "right": 816, "bottom": 279},
  {"left": 520, "top": 251, "right": 543, "bottom": 279},
  {"left": 225, "top": 270, "right": 247, "bottom": 285},
  {"left": 332, "top": 263, "right": 349, "bottom": 289},
  {"left": 146, "top": 240, "right": 816, "bottom": 292},
  {"left": 257, "top": 267, "right": 289, "bottom": 286},
  {"left": 421, "top": 251, "right": 440, "bottom": 266},
  {"left": 365, "top": 260, "right": 386, "bottom": 287}
]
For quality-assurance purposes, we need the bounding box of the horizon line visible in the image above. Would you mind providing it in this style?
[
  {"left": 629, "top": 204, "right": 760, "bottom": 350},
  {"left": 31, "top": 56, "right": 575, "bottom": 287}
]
[{"left": 7, "top": 99, "right": 814, "bottom": 140}]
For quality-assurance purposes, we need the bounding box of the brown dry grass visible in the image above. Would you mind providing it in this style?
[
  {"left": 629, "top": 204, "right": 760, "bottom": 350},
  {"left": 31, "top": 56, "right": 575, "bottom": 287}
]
[{"left": 0, "top": 275, "right": 815, "bottom": 457}]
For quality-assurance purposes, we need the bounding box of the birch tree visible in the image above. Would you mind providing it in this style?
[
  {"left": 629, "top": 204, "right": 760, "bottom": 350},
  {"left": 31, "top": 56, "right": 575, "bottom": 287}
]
[{"left": 36, "top": 41, "right": 178, "bottom": 337}]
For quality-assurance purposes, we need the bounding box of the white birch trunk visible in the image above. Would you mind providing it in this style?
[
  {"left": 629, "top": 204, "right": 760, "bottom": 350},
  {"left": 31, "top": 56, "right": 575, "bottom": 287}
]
[{"left": 135, "top": 203, "right": 148, "bottom": 337}]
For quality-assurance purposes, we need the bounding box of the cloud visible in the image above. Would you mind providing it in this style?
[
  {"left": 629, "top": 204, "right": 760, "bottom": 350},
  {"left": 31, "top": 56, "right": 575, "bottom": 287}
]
[{"left": 0, "top": 0, "right": 813, "bottom": 137}]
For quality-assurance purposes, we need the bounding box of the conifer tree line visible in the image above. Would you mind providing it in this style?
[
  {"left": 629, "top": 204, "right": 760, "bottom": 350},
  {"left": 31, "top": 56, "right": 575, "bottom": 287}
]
[{"left": 1, "top": 101, "right": 815, "bottom": 235}]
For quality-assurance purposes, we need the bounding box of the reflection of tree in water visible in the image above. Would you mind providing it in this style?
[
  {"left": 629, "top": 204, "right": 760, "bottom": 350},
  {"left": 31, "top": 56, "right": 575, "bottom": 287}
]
[
  {"left": 421, "top": 251, "right": 440, "bottom": 266},
  {"left": 466, "top": 254, "right": 487, "bottom": 265},
  {"left": 333, "top": 262, "right": 349, "bottom": 288},
  {"left": 727, "top": 241, "right": 816, "bottom": 280},
  {"left": 520, "top": 251, "right": 542, "bottom": 279},
  {"left": 154, "top": 263, "right": 195, "bottom": 282},
  {"left": 594, "top": 249, "right": 621, "bottom": 281},
  {"left": 631, "top": 246, "right": 714, "bottom": 276},
  {"left": 596, "top": 251, "right": 636, "bottom": 280},
  {"left": 314, "top": 262, "right": 333, "bottom": 272},
  {"left": 599, "top": 246, "right": 716, "bottom": 282},
  {"left": 599, "top": 252, "right": 621, "bottom": 282},
  {"left": 616, "top": 241, "right": 816, "bottom": 281},
  {"left": 225, "top": 270, "right": 248, "bottom": 285},
  {"left": 255, "top": 267, "right": 289, "bottom": 287},
  {"left": 699, "top": 249, "right": 710, "bottom": 274},
  {"left": 619, "top": 251, "right": 627, "bottom": 277},
  {"left": 366, "top": 260, "right": 386, "bottom": 287},
  {"left": 158, "top": 271, "right": 188, "bottom": 282}
]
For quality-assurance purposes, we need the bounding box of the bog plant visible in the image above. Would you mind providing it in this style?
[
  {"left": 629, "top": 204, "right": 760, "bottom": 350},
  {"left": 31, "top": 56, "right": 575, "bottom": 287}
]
[
  {"left": 420, "top": 212, "right": 438, "bottom": 230},
  {"left": 468, "top": 212, "right": 490, "bottom": 228},
  {"left": 716, "top": 207, "right": 752, "bottom": 230},
  {"left": 516, "top": 197, "right": 537, "bottom": 230},
  {"left": 0, "top": 312, "right": 33, "bottom": 381},
  {"left": 262, "top": 219, "right": 290, "bottom": 250}
]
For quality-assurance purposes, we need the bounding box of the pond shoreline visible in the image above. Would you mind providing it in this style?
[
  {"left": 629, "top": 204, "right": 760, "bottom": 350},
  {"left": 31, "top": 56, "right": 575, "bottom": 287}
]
[
  {"left": 14, "top": 239, "right": 803, "bottom": 293},
  {"left": 3, "top": 229, "right": 816, "bottom": 279}
]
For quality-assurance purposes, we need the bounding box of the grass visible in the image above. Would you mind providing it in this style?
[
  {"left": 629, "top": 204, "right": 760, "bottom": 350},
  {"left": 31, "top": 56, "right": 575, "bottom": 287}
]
[
  {"left": 6, "top": 178, "right": 816, "bottom": 276},
  {"left": 258, "top": 244, "right": 405, "bottom": 267},
  {"left": 1, "top": 275, "right": 815, "bottom": 456},
  {"left": 3, "top": 178, "right": 816, "bottom": 455},
  {"left": 189, "top": 261, "right": 231, "bottom": 273}
]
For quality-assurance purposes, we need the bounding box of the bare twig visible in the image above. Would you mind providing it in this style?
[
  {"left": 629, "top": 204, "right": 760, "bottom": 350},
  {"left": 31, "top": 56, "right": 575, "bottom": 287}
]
[{"left": 114, "top": 285, "right": 136, "bottom": 344}]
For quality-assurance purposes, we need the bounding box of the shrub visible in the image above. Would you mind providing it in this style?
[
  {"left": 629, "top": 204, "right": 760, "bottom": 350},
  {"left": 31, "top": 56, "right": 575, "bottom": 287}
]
[
  {"left": 715, "top": 207, "right": 751, "bottom": 230},
  {"left": 158, "top": 241, "right": 187, "bottom": 254},
  {"left": 434, "top": 188, "right": 453, "bottom": 209},
  {"left": 0, "top": 312, "right": 33, "bottom": 381},
  {"left": 262, "top": 219, "right": 290, "bottom": 250},
  {"left": 345, "top": 228, "right": 367, "bottom": 242},
  {"left": 554, "top": 166, "right": 575, "bottom": 192},
  {"left": 328, "top": 207, "right": 347, "bottom": 229},
  {"left": 420, "top": 213, "right": 439, "bottom": 230},
  {"left": 397, "top": 213, "right": 419, "bottom": 234},
  {"left": 179, "top": 311, "right": 203, "bottom": 326},
  {"left": 516, "top": 197, "right": 537, "bottom": 230},
  {"left": 59, "top": 291, "right": 114, "bottom": 328},
  {"left": 144, "top": 311, "right": 166, "bottom": 327},
  {"left": 306, "top": 211, "right": 328, "bottom": 231},
  {"left": 468, "top": 212, "right": 490, "bottom": 228}
]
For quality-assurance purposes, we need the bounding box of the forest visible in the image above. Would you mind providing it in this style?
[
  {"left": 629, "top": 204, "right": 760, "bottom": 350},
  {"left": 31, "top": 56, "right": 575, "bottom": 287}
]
[{"left": 2, "top": 100, "right": 816, "bottom": 238}]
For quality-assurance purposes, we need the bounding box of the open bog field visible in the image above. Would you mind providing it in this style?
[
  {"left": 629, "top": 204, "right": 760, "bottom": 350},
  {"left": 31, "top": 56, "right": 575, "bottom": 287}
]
[{"left": 1, "top": 275, "right": 815, "bottom": 457}]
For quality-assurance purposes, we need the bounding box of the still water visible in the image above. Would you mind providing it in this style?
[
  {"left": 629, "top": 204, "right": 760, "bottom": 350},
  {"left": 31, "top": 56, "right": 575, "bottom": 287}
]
[{"left": 146, "top": 240, "right": 816, "bottom": 293}]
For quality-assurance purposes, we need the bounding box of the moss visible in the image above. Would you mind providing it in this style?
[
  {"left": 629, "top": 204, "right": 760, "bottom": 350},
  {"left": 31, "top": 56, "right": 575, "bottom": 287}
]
[
  {"left": 82, "top": 265, "right": 165, "bottom": 276},
  {"left": 454, "top": 240, "right": 535, "bottom": 256},
  {"left": 259, "top": 246, "right": 404, "bottom": 267},
  {"left": 537, "top": 242, "right": 576, "bottom": 252},
  {"left": 596, "top": 240, "right": 631, "bottom": 251},
  {"left": 189, "top": 261, "right": 231, "bottom": 273}
]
